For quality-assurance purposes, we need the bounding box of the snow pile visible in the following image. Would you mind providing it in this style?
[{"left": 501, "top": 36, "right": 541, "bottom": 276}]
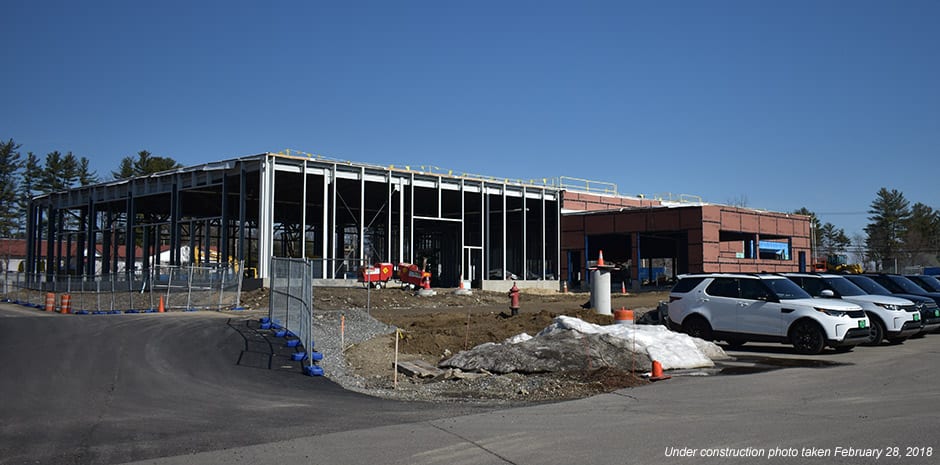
[
  {"left": 440, "top": 316, "right": 728, "bottom": 374},
  {"left": 537, "top": 316, "right": 728, "bottom": 370}
]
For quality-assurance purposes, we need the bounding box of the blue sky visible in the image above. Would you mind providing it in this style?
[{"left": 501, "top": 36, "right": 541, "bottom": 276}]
[{"left": 3, "top": 0, "right": 938, "bottom": 238}]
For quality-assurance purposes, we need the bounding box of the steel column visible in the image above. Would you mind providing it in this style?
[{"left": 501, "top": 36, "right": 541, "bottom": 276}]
[
  {"left": 238, "top": 164, "right": 246, "bottom": 264},
  {"left": 300, "top": 161, "right": 307, "bottom": 259},
  {"left": 359, "top": 167, "right": 365, "bottom": 266},
  {"left": 322, "top": 170, "right": 329, "bottom": 277},
  {"left": 86, "top": 198, "right": 96, "bottom": 276},
  {"left": 125, "top": 191, "right": 136, "bottom": 276},
  {"left": 221, "top": 176, "right": 229, "bottom": 264},
  {"left": 170, "top": 183, "right": 179, "bottom": 266}
]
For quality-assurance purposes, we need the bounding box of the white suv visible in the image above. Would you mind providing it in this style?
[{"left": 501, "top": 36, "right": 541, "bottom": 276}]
[
  {"left": 783, "top": 273, "right": 922, "bottom": 345},
  {"left": 668, "top": 273, "right": 870, "bottom": 354}
]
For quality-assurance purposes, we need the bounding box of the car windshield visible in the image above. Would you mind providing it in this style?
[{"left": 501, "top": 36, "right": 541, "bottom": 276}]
[
  {"left": 845, "top": 275, "right": 891, "bottom": 295},
  {"left": 887, "top": 276, "right": 928, "bottom": 294},
  {"left": 764, "top": 278, "right": 811, "bottom": 300},
  {"left": 913, "top": 276, "right": 940, "bottom": 292},
  {"left": 823, "top": 277, "right": 866, "bottom": 296}
]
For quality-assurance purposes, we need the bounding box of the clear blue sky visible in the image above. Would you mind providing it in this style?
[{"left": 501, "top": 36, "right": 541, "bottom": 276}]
[{"left": 3, "top": 0, "right": 938, "bottom": 238}]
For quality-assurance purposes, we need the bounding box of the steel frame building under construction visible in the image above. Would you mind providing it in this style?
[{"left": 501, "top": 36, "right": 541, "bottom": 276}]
[{"left": 24, "top": 152, "right": 561, "bottom": 290}]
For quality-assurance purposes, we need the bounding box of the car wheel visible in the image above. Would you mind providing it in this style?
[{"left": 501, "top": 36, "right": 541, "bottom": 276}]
[
  {"left": 862, "top": 317, "right": 885, "bottom": 346},
  {"left": 682, "top": 315, "right": 713, "bottom": 341},
  {"left": 790, "top": 320, "right": 826, "bottom": 355}
]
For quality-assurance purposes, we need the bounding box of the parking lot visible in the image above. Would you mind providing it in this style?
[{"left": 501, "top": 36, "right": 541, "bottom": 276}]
[{"left": 1, "top": 302, "right": 937, "bottom": 465}]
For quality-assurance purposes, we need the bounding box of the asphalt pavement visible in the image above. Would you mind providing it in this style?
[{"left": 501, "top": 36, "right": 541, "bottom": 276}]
[
  {"left": 0, "top": 303, "right": 490, "bottom": 465},
  {"left": 2, "top": 302, "right": 938, "bottom": 465}
]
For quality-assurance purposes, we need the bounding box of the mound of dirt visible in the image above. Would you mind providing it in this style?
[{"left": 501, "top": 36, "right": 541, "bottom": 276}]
[{"left": 241, "top": 285, "right": 671, "bottom": 402}]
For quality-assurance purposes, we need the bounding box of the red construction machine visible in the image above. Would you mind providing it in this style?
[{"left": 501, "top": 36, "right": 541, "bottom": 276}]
[
  {"left": 357, "top": 262, "right": 395, "bottom": 288},
  {"left": 397, "top": 262, "right": 431, "bottom": 290}
]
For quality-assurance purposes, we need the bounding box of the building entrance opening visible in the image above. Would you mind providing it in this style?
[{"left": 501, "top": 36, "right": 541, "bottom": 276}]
[{"left": 414, "top": 219, "right": 459, "bottom": 288}]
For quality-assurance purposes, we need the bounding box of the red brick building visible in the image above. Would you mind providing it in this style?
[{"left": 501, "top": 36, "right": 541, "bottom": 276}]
[{"left": 560, "top": 191, "right": 812, "bottom": 289}]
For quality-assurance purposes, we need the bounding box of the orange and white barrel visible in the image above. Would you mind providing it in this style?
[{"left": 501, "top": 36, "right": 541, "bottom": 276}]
[
  {"left": 60, "top": 293, "right": 71, "bottom": 314},
  {"left": 614, "top": 308, "right": 634, "bottom": 325}
]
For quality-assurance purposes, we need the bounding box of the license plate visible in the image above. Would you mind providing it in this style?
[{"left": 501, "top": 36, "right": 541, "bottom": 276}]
[{"left": 858, "top": 320, "right": 867, "bottom": 329}]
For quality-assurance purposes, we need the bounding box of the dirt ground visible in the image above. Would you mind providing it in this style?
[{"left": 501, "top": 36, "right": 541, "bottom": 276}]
[{"left": 242, "top": 284, "right": 671, "bottom": 402}]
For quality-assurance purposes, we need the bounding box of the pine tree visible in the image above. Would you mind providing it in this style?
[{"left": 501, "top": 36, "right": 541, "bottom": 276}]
[
  {"left": 865, "top": 188, "right": 911, "bottom": 270},
  {"left": 112, "top": 150, "right": 182, "bottom": 179},
  {"left": 905, "top": 202, "right": 940, "bottom": 267},
  {"left": 0, "top": 139, "right": 22, "bottom": 237},
  {"left": 819, "top": 223, "right": 850, "bottom": 257},
  {"left": 793, "top": 207, "right": 823, "bottom": 256}
]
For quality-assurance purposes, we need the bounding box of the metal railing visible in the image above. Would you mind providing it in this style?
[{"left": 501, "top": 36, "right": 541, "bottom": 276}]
[
  {"left": 269, "top": 257, "right": 322, "bottom": 375},
  {"left": 0, "top": 263, "right": 243, "bottom": 313}
]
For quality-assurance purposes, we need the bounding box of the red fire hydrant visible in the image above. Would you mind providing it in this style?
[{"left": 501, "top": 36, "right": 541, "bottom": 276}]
[{"left": 508, "top": 282, "right": 520, "bottom": 316}]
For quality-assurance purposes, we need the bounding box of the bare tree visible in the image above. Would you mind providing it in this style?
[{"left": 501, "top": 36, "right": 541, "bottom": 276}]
[{"left": 726, "top": 194, "right": 748, "bottom": 208}]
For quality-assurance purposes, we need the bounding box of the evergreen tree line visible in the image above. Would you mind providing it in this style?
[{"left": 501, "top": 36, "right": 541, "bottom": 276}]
[
  {"left": 795, "top": 188, "right": 939, "bottom": 271},
  {"left": 0, "top": 138, "right": 180, "bottom": 237}
]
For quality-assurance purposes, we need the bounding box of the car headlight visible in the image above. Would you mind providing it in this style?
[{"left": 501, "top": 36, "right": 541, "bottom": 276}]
[
  {"left": 874, "top": 302, "right": 901, "bottom": 311},
  {"left": 815, "top": 307, "right": 849, "bottom": 317}
]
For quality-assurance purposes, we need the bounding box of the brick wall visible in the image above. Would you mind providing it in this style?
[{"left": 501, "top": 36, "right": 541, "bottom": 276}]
[{"left": 561, "top": 191, "right": 661, "bottom": 211}]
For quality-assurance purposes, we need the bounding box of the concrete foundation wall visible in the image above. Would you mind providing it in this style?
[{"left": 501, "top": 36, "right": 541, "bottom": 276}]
[{"left": 481, "top": 279, "right": 560, "bottom": 292}]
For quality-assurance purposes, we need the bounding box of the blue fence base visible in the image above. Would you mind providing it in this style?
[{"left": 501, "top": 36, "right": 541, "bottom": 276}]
[
  {"left": 304, "top": 365, "right": 324, "bottom": 377},
  {"left": 286, "top": 339, "right": 301, "bottom": 348},
  {"left": 291, "top": 352, "right": 307, "bottom": 361}
]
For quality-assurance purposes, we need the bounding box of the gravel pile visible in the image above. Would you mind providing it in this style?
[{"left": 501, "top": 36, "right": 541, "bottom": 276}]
[{"left": 309, "top": 308, "right": 396, "bottom": 393}]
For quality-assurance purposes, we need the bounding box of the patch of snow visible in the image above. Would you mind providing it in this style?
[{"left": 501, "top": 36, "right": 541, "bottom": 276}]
[{"left": 504, "top": 333, "right": 533, "bottom": 344}]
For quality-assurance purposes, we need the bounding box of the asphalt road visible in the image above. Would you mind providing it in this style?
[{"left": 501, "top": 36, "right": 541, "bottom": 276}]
[
  {"left": 2, "top": 302, "right": 938, "bottom": 465},
  {"left": 0, "top": 304, "right": 491, "bottom": 465}
]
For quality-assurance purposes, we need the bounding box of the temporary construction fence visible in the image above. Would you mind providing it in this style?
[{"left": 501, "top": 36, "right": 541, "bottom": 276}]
[
  {"left": 267, "top": 257, "right": 323, "bottom": 376},
  {"left": 0, "top": 263, "right": 243, "bottom": 313}
]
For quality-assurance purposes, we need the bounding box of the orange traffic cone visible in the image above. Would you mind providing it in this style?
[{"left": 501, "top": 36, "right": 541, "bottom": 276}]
[
  {"left": 562, "top": 281, "right": 568, "bottom": 293},
  {"left": 597, "top": 250, "right": 605, "bottom": 267},
  {"left": 649, "top": 360, "right": 671, "bottom": 381},
  {"left": 621, "top": 281, "right": 627, "bottom": 294},
  {"left": 158, "top": 295, "right": 165, "bottom": 313}
]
